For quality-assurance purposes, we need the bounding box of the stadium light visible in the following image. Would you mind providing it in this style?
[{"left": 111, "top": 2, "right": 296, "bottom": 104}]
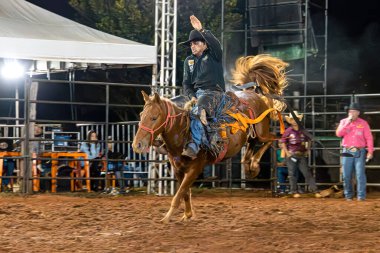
[{"left": 1, "top": 60, "right": 25, "bottom": 80}]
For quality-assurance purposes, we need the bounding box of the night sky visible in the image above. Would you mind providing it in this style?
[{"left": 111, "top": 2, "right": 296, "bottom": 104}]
[
  {"left": 327, "top": 1, "right": 380, "bottom": 94},
  {"left": 26, "top": 0, "right": 380, "bottom": 95}
]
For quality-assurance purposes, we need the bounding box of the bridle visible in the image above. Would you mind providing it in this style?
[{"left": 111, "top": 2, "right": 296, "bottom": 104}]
[{"left": 138, "top": 100, "right": 183, "bottom": 145}]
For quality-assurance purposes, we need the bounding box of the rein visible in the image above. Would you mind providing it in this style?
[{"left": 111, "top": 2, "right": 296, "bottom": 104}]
[{"left": 138, "top": 100, "right": 183, "bottom": 145}]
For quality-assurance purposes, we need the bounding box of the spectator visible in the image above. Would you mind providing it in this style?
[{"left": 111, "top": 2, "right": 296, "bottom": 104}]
[
  {"left": 32, "top": 125, "right": 52, "bottom": 192},
  {"left": 105, "top": 137, "right": 127, "bottom": 195},
  {"left": 0, "top": 134, "right": 16, "bottom": 191},
  {"left": 32, "top": 125, "right": 43, "bottom": 154},
  {"left": 336, "top": 102, "right": 374, "bottom": 201},
  {"left": 80, "top": 130, "right": 103, "bottom": 192},
  {"left": 2, "top": 159, "right": 15, "bottom": 192},
  {"left": 275, "top": 143, "right": 288, "bottom": 194},
  {"left": 198, "top": 165, "right": 213, "bottom": 189},
  {"left": 280, "top": 111, "right": 319, "bottom": 195}
]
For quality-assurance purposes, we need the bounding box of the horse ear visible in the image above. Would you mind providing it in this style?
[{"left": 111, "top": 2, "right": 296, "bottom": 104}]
[
  {"left": 141, "top": 90, "right": 150, "bottom": 102},
  {"left": 153, "top": 92, "right": 161, "bottom": 103}
]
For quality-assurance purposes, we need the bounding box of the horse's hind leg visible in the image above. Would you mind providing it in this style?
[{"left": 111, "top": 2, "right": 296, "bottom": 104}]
[
  {"left": 249, "top": 141, "right": 272, "bottom": 178},
  {"left": 243, "top": 140, "right": 272, "bottom": 178},
  {"left": 243, "top": 118, "right": 276, "bottom": 178},
  {"left": 242, "top": 140, "right": 256, "bottom": 178}
]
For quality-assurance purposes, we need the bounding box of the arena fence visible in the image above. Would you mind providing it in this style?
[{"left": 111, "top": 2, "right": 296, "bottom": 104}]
[
  {"left": 271, "top": 93, "right": 380, "bottom": 194},
  {"left": 0, "top": 77, "right": 379, "bottom": 195}
]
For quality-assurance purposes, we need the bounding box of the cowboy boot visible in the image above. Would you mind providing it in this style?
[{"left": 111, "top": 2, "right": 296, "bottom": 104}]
[{"left": 181, "top": 142, "right": 199, "bottom": 160}]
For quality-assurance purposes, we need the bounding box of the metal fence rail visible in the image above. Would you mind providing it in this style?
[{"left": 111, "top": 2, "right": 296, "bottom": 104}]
[{"left": 1, "top": 77, "right": 379, "bottom": 195}]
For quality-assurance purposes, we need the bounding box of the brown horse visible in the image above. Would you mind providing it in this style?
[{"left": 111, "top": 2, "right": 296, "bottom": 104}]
[{"left": 132, "top": 54, "right": 288, "bottom": 223}]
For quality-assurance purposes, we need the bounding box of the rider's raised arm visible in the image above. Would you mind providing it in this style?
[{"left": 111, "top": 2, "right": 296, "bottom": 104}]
[{"left": 190, "top": 15, "right": 222, "bottom": 61}]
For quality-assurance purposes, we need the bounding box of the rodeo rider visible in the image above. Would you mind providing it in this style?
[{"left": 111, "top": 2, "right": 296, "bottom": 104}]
[{"left": 179, "top": 15, "right": 225, "bottom": 159}]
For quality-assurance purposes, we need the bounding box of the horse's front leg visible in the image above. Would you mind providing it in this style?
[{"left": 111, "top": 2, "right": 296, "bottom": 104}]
[
  {"left": 181, "top": 188, "right": 194, "bottom": 221},
  {"left": 160, "top": 166, "right": 200, "bottom": 223}
]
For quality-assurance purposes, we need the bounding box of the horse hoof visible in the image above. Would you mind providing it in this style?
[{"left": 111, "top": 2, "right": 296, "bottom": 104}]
[
  {"left": 160, "top": 215, "right": 171, "bottom": 223},
  {"left": 246, "top": 167, "right": 260, "bottom": 178},
  {"left": 244, "top": 161, "right": 260, "bottom": 178},
  {"left": 180, "top": 214, "right": 193, "bottom": 222},
  {"left": 160, "top": 218, "right": 170, "bottom": 224}
]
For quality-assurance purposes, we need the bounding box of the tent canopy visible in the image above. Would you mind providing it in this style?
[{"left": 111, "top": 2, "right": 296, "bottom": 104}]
[{"left": 0, "top": 0, "right": 156, "bottom": 66}]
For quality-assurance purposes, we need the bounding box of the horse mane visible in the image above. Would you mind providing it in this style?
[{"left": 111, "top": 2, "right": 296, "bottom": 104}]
[
  {"left": 231, "top": 54, "right": 288, "bottom": 96},
  {"left": 160, "top": 96, "right": 185, "bottom": 113},
  {"left": 159, "top": 96, "right": 191, "bottom": 136}
]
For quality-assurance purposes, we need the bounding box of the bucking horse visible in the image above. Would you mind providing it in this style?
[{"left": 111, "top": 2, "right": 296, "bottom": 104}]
[{"left": 132, "top": 54, "right": 288, "bottom": 223}]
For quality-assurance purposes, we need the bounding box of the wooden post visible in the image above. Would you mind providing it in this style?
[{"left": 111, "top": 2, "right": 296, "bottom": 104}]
[{"left": 21, "top": 79, "right": 38, "bottom": 193}]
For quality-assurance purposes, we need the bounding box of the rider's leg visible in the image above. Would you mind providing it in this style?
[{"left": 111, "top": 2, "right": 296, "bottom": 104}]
[
  {"left": 182, "top": 117, "right": 203, "bottom": 159},
  {"left": 182, "top": 89, "right": 224, "bottom": 159}
]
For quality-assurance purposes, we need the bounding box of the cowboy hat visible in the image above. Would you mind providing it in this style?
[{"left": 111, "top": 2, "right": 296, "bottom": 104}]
[
  {"left": 344, "top": 102, "right": 361, "bottom": 112},
  {"left": 285, "top": 111, "right": 303, "bottom": 123},
  {"left": 178, "top": 29, "right": 205, "bottom": 46}
]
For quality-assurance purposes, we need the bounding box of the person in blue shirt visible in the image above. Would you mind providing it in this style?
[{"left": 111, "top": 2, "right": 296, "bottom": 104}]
[
  {"left": 276, "top": 148, "right": 288, "bottom": 194},
  {"left": 80, "top": 130, "right": 103, "bottom": 191},
  {"left": 0, "top": 137, "right": 16, "bottom": 191},
  {"left": 32, "top": 125, "right": 52, "bottom": 192},
  {"left": 2, "top": 159, "right": 15, "bottom": 192},
  {"left": 105, "top": 137, "right": 127, "bottom": 195}
]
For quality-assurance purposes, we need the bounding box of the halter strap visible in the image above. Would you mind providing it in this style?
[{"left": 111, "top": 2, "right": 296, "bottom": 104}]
[{"left": 138, "top": 100, "right": 183, "bottom": 145}]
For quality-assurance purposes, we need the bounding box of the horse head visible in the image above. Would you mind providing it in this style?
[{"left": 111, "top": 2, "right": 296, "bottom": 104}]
[
  {"left": 132, "top": 91, "right": 187, "bottom": 154},
  {"left": 132, "top": 91, "right": 168, "bottom": 153}
]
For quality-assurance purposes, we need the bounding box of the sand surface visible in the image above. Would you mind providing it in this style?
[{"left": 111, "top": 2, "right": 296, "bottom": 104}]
[{"left": 1, "top": 190, "right": 380, "bottom": 253}]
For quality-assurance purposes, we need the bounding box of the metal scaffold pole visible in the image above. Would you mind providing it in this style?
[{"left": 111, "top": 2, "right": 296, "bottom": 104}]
[{"left": 151, "top": 0, "right": 178, "bottom": 195}]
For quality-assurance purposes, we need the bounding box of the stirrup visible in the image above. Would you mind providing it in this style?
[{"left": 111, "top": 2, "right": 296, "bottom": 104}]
[{"left": 181, "top": 147, "right": 197, "bottom": 160}]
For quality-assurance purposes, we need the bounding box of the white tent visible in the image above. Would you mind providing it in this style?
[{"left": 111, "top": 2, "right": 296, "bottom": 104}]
[{"left": 0, "top": 0, "right": 156, "bottom": 67}]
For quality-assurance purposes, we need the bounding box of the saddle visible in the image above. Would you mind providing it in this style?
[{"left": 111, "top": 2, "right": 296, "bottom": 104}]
[
  {"left": 166, "top": 92, "right": 284, "bottom": 160},
  {"left": 197, "top": 91, "right": 279, "bottom": 159}
]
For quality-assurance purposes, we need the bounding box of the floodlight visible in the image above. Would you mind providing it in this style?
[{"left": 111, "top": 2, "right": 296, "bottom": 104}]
[{"left": 1, "top": 60, "right": 25, "bottom": 79}]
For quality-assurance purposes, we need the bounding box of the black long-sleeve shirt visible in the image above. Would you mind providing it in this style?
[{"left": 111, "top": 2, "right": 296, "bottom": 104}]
[{"left": 182, "top": 30, "right": 225, "bottom": 99}]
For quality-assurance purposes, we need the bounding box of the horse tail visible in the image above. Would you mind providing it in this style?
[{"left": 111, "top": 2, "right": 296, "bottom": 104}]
[
  {"left": 231, "top": 54, "right": 289, "bottom": 96},
  {"left": 231, "top": 54, "right": 289, "bottom": 120}
]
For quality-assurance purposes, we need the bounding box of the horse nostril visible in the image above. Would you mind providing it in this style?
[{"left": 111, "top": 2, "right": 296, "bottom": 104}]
[
  {"left": 137, "top": 142, "right": 142, "bottom": 149},
  {"left": 132, "top": 142, "right": 140, "bottom": 152}
]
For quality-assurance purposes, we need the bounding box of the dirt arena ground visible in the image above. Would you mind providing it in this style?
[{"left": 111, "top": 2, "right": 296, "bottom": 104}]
[{"left": 1, "top": 189, "right": 380, "bottom": 253}]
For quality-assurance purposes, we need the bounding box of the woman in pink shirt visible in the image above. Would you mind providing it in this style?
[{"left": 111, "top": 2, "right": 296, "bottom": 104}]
[{"left": 336, "top": 102, "right": 374, "bottom": 201}]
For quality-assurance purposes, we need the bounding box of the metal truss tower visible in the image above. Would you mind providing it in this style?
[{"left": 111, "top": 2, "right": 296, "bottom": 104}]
[
  {"left": 149, "top": 0, "right": 178, "bottom": 196},
  {"left": 154, "top": 0, "right": 178, "bottom": 98}
]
